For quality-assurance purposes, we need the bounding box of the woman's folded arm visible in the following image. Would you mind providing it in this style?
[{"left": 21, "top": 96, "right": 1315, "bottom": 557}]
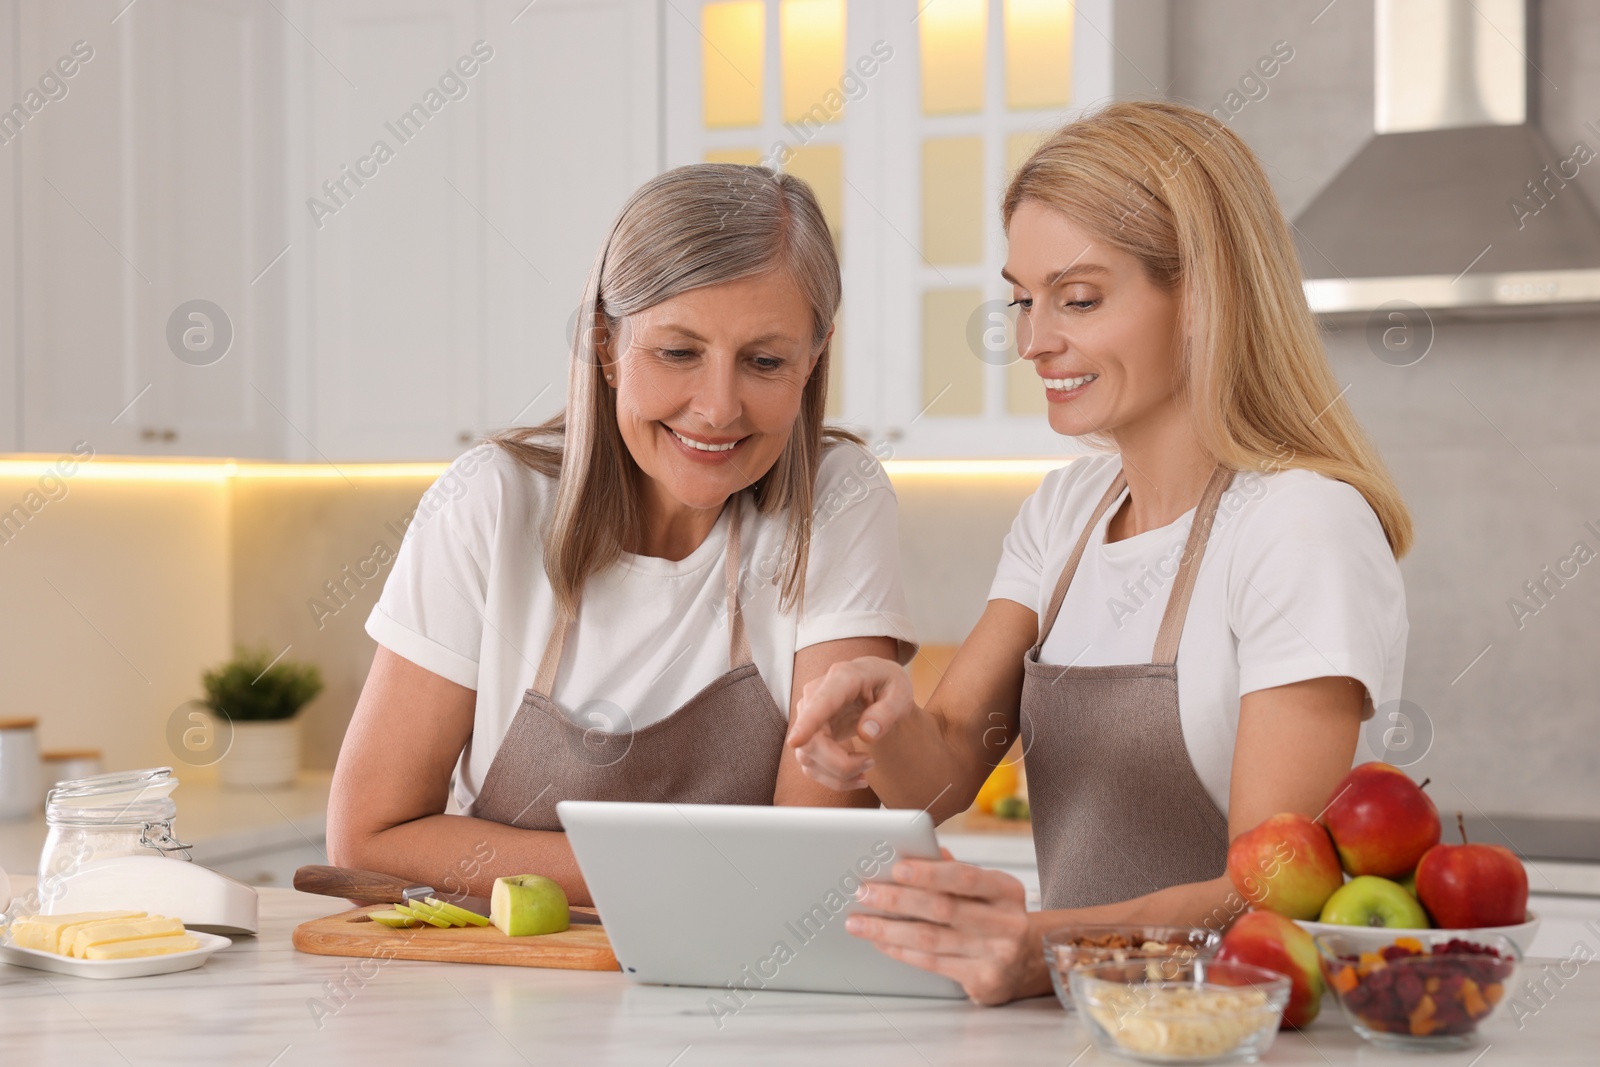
[{"left": 327, "top": 645, "right": 593, "bottom": 906}]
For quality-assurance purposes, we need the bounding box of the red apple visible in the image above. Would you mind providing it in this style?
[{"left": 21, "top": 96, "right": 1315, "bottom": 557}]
[
  {"left": 1415, "top": 813, "right": 1529, "bottom": 929},
  {"left": 1217, "top": 910, "right": 1325, "bottom": 1028},
  {"left": 1320, "top": 762, "right": 1441, "bottom": 878},
  {"left": 1227, "top": 813, "right": 1343, "bottom": 921}
]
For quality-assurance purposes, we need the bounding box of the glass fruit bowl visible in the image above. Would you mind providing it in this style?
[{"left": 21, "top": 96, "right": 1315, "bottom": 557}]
[
  {"left": 1044, "top": 924, "right": 1221, "bottom": 1012},
  {"left": 1315, "top": 931, "right": 1519, "bottom": 1050},
  {"left": 1069, "top": 958, "right": 1290, "bottom": 1065}
]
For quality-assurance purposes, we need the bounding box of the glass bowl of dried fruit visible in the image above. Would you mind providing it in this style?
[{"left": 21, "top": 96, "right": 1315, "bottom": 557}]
[
  {"left": 1315, "top": 931, "right": 1520, "bottom": 1050},
  {"left": 1069, "top": 958, "right": 1291, "bottom": 1065},
  {"left": 1044, "top": 924, "right": 1221, "bottom": 1012}
]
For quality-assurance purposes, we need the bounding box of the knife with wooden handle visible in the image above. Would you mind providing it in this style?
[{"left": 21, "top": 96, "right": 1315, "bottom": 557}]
[{"left": 293, "top": 865, "right": 601, "bottom": 925}]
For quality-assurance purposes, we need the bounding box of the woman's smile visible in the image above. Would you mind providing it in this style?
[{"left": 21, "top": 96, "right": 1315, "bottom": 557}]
[
  {"left": 1039, "top": 371, "right": 1099, "bottom": 403},
  {"left": 663, "top": 423, "right": 750, "bottom": 462}
]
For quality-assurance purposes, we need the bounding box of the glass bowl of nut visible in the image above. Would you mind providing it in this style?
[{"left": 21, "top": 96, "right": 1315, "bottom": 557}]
[
  {"left": 1044, "top": 924, "right": 1222, "bottom": 1012},
  {"left": 1070, "top": 958, "right": 1291, "bottom": 1065}
]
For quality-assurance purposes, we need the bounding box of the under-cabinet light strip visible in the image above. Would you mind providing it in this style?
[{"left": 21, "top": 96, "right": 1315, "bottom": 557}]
[{"left": 0, "top": 456, "right": 1073, "bottom": 483}]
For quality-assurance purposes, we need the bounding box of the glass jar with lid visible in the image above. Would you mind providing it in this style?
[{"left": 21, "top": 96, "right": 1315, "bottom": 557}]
[{"left": 36, "top": 767, "right": 193, "bottom": 905}]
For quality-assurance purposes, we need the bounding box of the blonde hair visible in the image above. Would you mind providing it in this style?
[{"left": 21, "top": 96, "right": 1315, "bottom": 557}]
[
  {"left": 1004, "top": 101, "right": 1412, "bottom": 557},
  {"left": 493, "top": 163, "right": 854, "bottom": 615}
]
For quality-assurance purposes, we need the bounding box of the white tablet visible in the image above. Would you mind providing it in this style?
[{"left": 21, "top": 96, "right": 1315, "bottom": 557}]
[{"left": 558, "top": 801, "right": 966, "bottom": 1004}]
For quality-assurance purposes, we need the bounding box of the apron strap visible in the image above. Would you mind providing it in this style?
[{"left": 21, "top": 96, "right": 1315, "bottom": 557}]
[
  {"left": 530, "top": 493, "right": 752, "bottom": 699},
  {"left": 725, "top": 495, "right": 753, "bottom": 669},
  {"left": 1150, "top": 465, "right": 1234, "bottom": 665},
  {"left": 531, "top": 604, "right": 571, "bottom": 700},
  {"left": 1033, "top": 463, "right": 1235, "bottom": 660},
  {"left": 1033, "top": 471, "right": 1129, "bottom": 652}
]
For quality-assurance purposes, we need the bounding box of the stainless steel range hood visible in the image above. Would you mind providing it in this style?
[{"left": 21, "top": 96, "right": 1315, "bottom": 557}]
[{"left": 1295, "top": 0, "right": 1600, "bottom": 319}]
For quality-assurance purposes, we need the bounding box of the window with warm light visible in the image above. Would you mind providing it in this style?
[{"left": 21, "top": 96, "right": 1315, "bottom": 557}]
[
  {"left": 669, "top": 0, "right": 1089, "bottom": 456},
  {"left": 782, "top": 0, "right": 847, "bottom": 124},
  {"left": 920, "top": 0, "right": 988, "bottom": 115},
  {"left": 1005, "top": 0, "right": 1074, "bottom": 110},
  {"left": 702, "top": 2, "right": 765, "bottom": 128}
]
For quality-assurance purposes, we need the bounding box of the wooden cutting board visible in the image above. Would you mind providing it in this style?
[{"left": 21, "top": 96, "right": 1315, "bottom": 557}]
[{"left": 292, "top": 904, "right": 619, "bottom": 971}]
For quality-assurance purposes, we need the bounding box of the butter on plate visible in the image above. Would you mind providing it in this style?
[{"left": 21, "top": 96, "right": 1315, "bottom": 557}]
[
  {"left": 10, "top": 911, "right": 146, "bottom": 954},
  {"left": 84, "top": 933, "right": 201, "bottom": 960},
  {"left": 69, "top": 917, "right": 189, "bottom": 958},
  {"left": 11, "top": 911, "right": 199, "bottom": 960}
]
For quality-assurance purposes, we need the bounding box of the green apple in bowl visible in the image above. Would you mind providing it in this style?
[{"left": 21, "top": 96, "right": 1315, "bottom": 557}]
[
  {"left": 490, "top": 874, "right": 570, "bottom": 936},
  {"left": 1318, "top": 875, "right": 1429, "bottom": 928}
]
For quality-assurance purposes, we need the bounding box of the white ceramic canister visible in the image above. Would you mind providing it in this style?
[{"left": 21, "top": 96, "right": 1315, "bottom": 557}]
[
  {"left": 41, "top": 749, "right": 105, "bottom": 792},
  {"left": 0, "top": 718, "right": 44, "bottom": 821}
]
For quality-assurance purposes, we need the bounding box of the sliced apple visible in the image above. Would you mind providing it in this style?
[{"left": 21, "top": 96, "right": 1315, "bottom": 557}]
[
  {"left": 425, "top": 896, "right": 490, "bottom": 927},
  {"left": 401, "top": 901, "right": 452, "bottom": 928},
  {"left": 368, "top": 909, "right": 418, "bottom": 929}
]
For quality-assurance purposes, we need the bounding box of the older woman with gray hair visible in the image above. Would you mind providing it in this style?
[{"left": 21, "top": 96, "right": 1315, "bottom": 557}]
[{"left": 328, "top": 165, "right": 915, "bottom": 905}]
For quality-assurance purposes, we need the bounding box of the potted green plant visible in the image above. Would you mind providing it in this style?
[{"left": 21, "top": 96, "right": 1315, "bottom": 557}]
[{"left": 201, "top": 646, "right": 323, "bottom": 789}]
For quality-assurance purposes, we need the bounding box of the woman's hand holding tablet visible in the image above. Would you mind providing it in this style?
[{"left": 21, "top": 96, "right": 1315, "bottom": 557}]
[{"left": 843, "top": 849, "right": 1038, "bottom": 1007}]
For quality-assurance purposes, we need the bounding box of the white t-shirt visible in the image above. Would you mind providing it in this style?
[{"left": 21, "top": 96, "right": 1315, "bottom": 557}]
[
  {"left": 989, "top": 454, "right": 1408, "bottom": 816},
  {"left": 368, "top": 439, "right": 918, "bottom": 810}
]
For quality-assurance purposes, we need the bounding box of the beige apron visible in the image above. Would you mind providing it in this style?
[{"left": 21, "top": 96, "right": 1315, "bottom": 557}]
[
  {"left": 1020, "top": 465, "right": 1235, "bottom": 910},
  {"left": 471, "top": 495, "right": 787, "bottom": 830}
]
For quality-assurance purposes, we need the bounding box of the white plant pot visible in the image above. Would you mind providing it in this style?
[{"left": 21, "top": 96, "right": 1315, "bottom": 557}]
[{"left": 218, "top": 719, "right": 301, "bottom": 790}]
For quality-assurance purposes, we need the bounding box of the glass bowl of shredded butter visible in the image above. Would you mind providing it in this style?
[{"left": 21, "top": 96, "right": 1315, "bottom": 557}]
[{"left": 1069, "top": 958, "right": 1291, "bottom": 1065}]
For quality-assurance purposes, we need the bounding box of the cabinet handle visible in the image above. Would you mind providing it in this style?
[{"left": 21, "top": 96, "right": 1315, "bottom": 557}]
[
  {"left": 162, "top": 428, "right": 177, "bottom": 442},
  {"left": 457, "top": 431, "right": 474, "bottom": 444},
  {"left": 140, "top": 428, "right": 159, "bottom": 441}
]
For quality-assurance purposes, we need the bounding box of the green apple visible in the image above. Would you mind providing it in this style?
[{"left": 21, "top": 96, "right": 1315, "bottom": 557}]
[
  {"left": 1318, "top": 875, "right": 1430, "bottom": 928},
  {"left": 490, "top": 874, "right": 570, "bottom": 937},
  {"left": 426, "top": 896, "right": 490, "bottom": 927},
  {"left": 368, "top": 909, "right": 419, "bottom": 929}
]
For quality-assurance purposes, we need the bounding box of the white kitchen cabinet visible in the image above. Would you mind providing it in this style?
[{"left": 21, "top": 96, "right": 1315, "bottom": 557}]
[
  {"left": 479, "top": 0, "right": 660, "bottom": 439},
  {"left": 15, "top": 0, "right": 292, "bottom": 458},
  {"left": 664, "top": 0, "right": 1166, "bottom": 458},
  {"left": 292, "top": 0, "right": 486, "bottom": 462},
  {"left": 291, "top": 0, "right": 659, "bottom": 461},
  {"left": 6, "top": 0, "right": 657, "bottom": 462}
]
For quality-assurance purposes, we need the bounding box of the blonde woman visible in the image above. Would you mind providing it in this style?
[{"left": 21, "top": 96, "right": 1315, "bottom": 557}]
[
  {"left": 329, "top": 165, "right": 915, "bottom": 906},
  {"left": 788, "top": 102, "right": 1411, "bottom": 1004}
]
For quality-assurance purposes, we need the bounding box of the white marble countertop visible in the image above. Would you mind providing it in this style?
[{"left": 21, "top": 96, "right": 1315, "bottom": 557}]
[
  {"left": 0, "top": 772, "right": 332, "bottom": 876},
  {"left": 1, "top": 878, "right": 1597, "bottom": 1066}
]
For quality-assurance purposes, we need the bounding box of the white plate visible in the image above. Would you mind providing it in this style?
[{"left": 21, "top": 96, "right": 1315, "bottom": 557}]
[
  {"left": 0, "top": 930, "right": 232, "bottom": 979},
  {"left": 1295, "top": 911, "right": 1540, "bottom": 957}
]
